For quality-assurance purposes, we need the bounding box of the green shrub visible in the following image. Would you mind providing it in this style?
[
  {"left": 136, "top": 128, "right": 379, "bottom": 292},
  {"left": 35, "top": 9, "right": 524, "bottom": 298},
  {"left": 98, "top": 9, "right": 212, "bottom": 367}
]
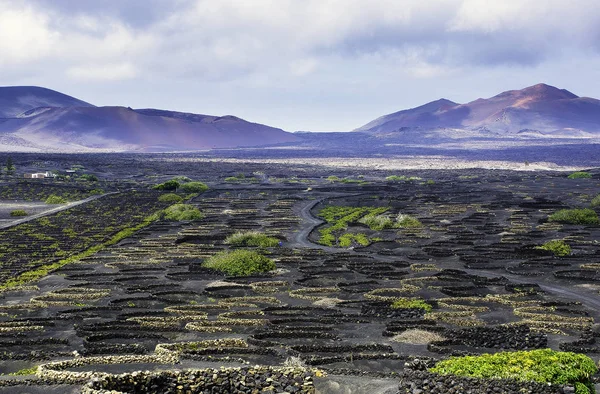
[
  {"left": 359, "top": 214, "right": 394, "bottom": 230},
  {"left": 225, "top": 231, "right": 280, "bottom": 247},
  {"left": 158, "top": 193, "right": 183, "bottom": 203},
  {"left": 391, "top": 298, "right": 432, "bottom": 312},
  {"left": 537, "top": 239, "right": 571, "bottom": 257},
  {"left": 153, "top": 180, "right": 180, "bottom": 191},
  {"left": 9, "top": 210, "right": 27, "bottom": 217},
  {"left": 78, "top": 174, "right": 98, "bottom": 182},
  {"left": 326, "top": 176, "right": 341, "bottom": 182},
  {"left": 548, "top": 209, "right": 599, "bottom": 225},
  {"left": 172, "top": 176, "right": 192, "bottom": 183},
  {"left": 396, "top": 214, "right": 422, "bottom": 228},
  {"left": 568, "top": 172, "right": 592, "bottom": 179},
  {"left": 179, "top": 181, "right": 208, "bottom": 193},
  {"left": 162, "top": 204, "right": 203, "bottom": 221},
  {"left": 591, "top": 195, "right": 600, "bottom": 208},
  {"left": 203, "top": 249, "right": 275, "bottom": 276},
  {"left": 45, "top": 195, "right": 67, "bottom": 204},
  {"left": 430, "top": 349, "right": 597, "bottom": 392}
]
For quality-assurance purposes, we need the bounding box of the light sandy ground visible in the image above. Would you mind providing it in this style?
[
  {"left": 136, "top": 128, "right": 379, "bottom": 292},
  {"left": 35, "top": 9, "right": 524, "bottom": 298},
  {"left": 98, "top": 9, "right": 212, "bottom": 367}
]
[{"left": 161, "top": 156, "right": 585, "bottom": 172}]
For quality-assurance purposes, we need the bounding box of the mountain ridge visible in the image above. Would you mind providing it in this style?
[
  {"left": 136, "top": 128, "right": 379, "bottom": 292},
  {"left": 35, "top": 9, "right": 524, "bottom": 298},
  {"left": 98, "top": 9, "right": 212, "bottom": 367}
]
[
  {"left": 354, "top": 83, "right": 600, "bottom": 136},
  {"left": 0, "top": 86, "right": 298, "bottom": 152}
]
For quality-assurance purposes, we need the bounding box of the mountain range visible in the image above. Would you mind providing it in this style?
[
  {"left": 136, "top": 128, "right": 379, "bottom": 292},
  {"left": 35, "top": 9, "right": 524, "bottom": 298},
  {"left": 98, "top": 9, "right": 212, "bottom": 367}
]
[
  {"left": 0, "top": 83, "right": 599, "bottom": 152},
  {"left": 0, "top": 87, "right": 297, "bottom": 152},
  {"left": 355, "top": 83, "right": 600, "bottom": 138}
]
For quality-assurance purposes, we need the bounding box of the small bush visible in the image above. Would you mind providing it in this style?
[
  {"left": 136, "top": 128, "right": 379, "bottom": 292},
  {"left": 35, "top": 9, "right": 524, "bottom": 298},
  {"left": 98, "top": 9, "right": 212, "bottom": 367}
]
[
  {"left": 568, "top": 172, "right": 592, "bottom": 179},
  {"left": 153, "top": 180, "right": 180, "bottom": 191},
  {"left": 548, "top": 209, "right": 599, "bottom": 225},
  {"left": 203, "top": 249, "right": 275, "bottom": 276},
  {"left": 78, "top": 174, "right": 98, "bottom": 182},
  {"left": 45, "top": 195, "right": 67, "bottom": 204},
  {"left": 359, "top": 214, "right": 394, "bottom": 230},
  {"left": 430, "top": 349, "right": 597, "bottom": 392},
  {"left": 162, "top": 204, "right": 203, "bottom": 221},
  {"left": 225, "top": 231, "right": 280, "bottom": 247},
  {"left": 391, "top": 298, "right": 433, "bottom": 312},
  {"left": 396, "top": 214, "right": 422, "bottom": 228},
  {"left": 158, "top": 193, "right": 183, "bottom": 203},
  {"left": 179, "top": 181, "right": 208, "bottom": 193},
  {"left": 10, "top": 210, "right": 27, "bottom": 217},
  {"left": 537, "top": 239, "right": 571, "bottom": 257},
  {"left": 591, "top": 195, "right": 600, "bottom": 208}
]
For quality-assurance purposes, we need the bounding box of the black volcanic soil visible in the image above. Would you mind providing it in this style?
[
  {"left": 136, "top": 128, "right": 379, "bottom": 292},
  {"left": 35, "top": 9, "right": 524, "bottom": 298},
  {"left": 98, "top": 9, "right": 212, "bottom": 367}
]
[{"left": 0, "top": 154, "right": 599, "bottom": 393}]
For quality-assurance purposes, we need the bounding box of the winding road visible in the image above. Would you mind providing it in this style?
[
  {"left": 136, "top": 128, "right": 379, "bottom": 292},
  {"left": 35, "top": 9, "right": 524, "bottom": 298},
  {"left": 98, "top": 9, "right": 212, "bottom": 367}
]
[{"left": 292, "top": 196, "right": 600, "bottom": 320}]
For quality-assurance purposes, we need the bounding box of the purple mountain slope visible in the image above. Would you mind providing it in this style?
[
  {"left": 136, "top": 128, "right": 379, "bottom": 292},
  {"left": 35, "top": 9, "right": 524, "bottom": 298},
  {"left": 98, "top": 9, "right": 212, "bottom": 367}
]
[
  {"left": 0, "top": 87, "right": 298, "bottom": 151},
  {"left": 355, "top": 84, "right": 600, "bottom": 136}
]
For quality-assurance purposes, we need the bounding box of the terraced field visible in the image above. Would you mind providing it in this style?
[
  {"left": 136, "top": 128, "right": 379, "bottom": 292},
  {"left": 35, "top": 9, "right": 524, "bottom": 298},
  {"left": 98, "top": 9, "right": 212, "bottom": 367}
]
[{"left": 0, "top": 161, "right": 599, "bottom": 393}]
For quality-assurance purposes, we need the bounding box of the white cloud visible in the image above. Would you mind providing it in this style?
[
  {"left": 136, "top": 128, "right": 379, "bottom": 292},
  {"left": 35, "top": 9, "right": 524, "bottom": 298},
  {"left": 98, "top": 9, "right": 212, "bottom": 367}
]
[
  {"left": 0, "top": 2, "right": 57, "bottom": 65},
  {"left": 66, "top": 63, "right": 137, "bottom": 81}
]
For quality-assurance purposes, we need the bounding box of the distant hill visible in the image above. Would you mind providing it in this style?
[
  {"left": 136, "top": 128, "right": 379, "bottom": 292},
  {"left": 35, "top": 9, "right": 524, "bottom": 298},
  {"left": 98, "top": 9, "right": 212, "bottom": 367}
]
[
  {"left": 0, "top": 86, "right": 94, "bottom": 118},
  {"left": 0, "top": 87, "right": 298, "bottom": 152},
  {"left": 355, "top": 84, "right": 600, "bottom": 137}
]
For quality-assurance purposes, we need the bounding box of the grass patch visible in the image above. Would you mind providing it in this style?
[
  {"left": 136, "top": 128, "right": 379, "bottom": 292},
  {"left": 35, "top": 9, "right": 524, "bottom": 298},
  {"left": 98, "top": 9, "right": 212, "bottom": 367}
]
[
  {"left": 537, "top": 239, "right": 571, "bottom": 257},
  {"left": 548, "top": 209, "right": 599, "bottom": 225},
  {"left": 9, "top": 210, "right": 27, "bottom": 217},
  {"left": 225, "top": 231, "right": 280, "bottom": 247},
  {"left": 203, "top": 249, "right": 275, "bottom": 276},
  {"left": 430, "top": 349, "right": 597, "bottom": 393},
  {"left": 591, "top": 195, "right": 600, "bottom": 208},
  {"left": 568, "top": 172, "right": 592, "bottom": 179},
  {"left": 45, "top": 194, "right": 67, "bottom": 204},
  {"left": 396, "top": 213, "right": 422, "bottom": 228},
  {"left": 162, "top": 204, "right": 203, "bottom": 221},
  {"left": 391, "top": 298, "right": 433, "bottom": 312},
  {"left": 391, "top": 329, "right": 445, "bottom": 345}
]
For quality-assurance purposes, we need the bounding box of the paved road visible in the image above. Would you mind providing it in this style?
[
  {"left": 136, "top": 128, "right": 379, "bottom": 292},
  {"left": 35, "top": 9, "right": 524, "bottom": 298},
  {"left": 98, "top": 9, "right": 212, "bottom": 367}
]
[{"left": 0, "top": 192, "right": 119, "bottom": 230}]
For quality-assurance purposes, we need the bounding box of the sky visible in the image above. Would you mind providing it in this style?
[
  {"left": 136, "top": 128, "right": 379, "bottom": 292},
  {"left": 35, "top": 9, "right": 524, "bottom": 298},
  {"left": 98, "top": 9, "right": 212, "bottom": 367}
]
[{"left": 1, "top": 0, "right": 600, "bottom": 132}]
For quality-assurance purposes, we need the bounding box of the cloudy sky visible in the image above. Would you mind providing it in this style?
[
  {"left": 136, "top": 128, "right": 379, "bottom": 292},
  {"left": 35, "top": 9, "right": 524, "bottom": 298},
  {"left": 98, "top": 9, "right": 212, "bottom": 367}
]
[{"left": 1, "top": 0, "right": 600, "bottom": 131}]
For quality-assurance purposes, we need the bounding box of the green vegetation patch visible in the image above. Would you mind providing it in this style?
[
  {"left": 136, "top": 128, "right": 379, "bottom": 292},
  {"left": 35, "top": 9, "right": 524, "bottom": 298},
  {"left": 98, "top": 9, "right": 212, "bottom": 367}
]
[
  {"left": 45, "top": 194, "right": 68, "bottom": 204},
  {"left": 225, "top": 231, "right": 280, "bottom": 247},
  {"left": 548, "top": 208, "right": 599, "bottom": 225},
  {"left": 537, "top": 239, "right": 571, "bottom": 257},
  {"left": 391, "top": 298, "right": 433, "bottom": 312},
  {"left": 179, "top": 181, "right": 209, "bottom": 193},
  {"left": 396, "top": 214, "right": 423, "bottom": 228},
  {"left": 317, "top": 206, "right": 388, "bottom": 246},
  {"left": 385, "top": 175, "right": 422, "bottom": 182},
  {"left": 203, "top": 249, "right": 276, "bottom": 276},
  {"left": 158, "top": 193, "right": 184, "bottom": 203},
  {"left": 568, "top": 172, "right": 592, "bottom": 179},
  {"left": 338, "top": 233, "right": 370, "bottom": 247},
  {"left": 591, "top": 195, "right": 600, "bottom": 208},
  {"left": 153, "top": 179, "right": 180, "bottom": 191},
  {"left": 9, "top": 210, "right": 27, "bottom": 217},
  {"left": 430, "top": 349, "right": 597, "bottom": 393},
  {"left": 162, "top": 204, "right": 203, "bottom": 221},
  {"left": 359, "top": 214, "right": 395, "bottom": 230}
]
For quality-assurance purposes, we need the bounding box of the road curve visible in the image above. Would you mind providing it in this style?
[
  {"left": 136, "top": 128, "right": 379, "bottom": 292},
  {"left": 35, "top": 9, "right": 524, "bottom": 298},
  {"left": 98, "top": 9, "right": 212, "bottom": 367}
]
[{"left": 291, "top": 194, "right": 600, "bottom": 319}]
